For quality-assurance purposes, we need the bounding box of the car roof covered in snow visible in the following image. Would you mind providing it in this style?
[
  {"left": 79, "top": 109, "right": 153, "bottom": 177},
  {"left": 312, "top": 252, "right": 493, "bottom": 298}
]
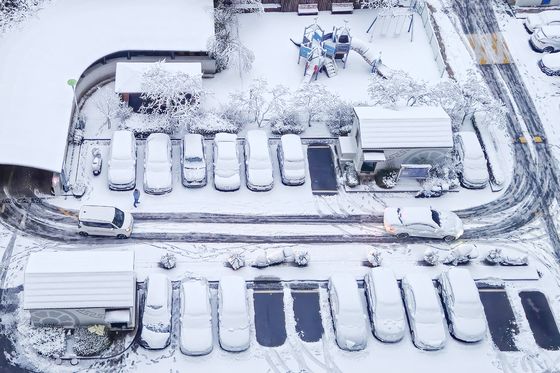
[
  {"left": 146, "top": 273, "right": 169, "bottom": 307},
  {"left": 457, "top": 131, "right": 484, "bottom": 158},
  {"left": 353, "top": 106, "right": 452, "bottom": 150},
  {"left": 0, "top": 0, "right": 214, "bottom": 173},
  {"left": 146, "top": 133, "right": 170, "bottom": 162},
  {"left": 329, "top": 273, "right": 362, "bottom": 312},
  {"left": 281, "top": 134, "right": 304, "bottom": 162},
  {"left": 246, "top": 130, "right": 270, "bottom": 160},
  {"left": 403, "top": 272, "right": 439, "bottom": 311},
  {"left": 79, "top": 205, "right": 118, "bottom": 222},
  {"left": 219, "top": 275, "right": 247, "bottom": 314},
  {"left": 444, "top": 268, "right": 480, "bottom": 305},
  {"left": 111, "top": 130, "right": 135, "bottom": 160},
  {"left": 398, "top": 207, "right": 435, "bottom": 226},
  {"left": 215, "top": 132, "right": 237, "bottom": 143},
  {"left": 115, "top": 61, "right": 202, "bottom": 93},
  {"left": 369, "top": 267, "right": 401, "bottom": 305},
  {"left": 24, "top": 250, "right": 135, "bottom": 310},
  {"left": 183, "top": 134, "right": 204, "bottom": 158},
  {"left": 182, "top": 280, "right": 209, "bottom": 314}
]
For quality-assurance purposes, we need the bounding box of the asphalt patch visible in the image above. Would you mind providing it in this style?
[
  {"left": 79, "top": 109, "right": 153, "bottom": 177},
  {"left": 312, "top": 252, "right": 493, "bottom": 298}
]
[
  {"left": 306, "top": 145, "right": 338, "bottom": 195},
  {"left": 291, "top": 289, "right": 323, "bottom": 342},
  {"left": 253, "top": 284, "right": 286, "bottom": 347},
  {"left": 479, "top": 289, "right": 519, "bottom": 351},
  {"left": 519, "top": 291, "right": 560, "bottom": 350}
]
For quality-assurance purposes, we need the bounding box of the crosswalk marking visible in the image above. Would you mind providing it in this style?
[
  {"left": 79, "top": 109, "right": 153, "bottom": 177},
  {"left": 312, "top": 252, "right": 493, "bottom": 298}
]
[{"left": 468, "top": 33, "right": 511, "bottom": 65}]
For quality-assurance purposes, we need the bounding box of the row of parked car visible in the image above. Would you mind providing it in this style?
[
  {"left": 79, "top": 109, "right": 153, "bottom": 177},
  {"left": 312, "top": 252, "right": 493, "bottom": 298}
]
[
  {"left": 524, "top": 11, "right": 560, "bottom": 75},
  {"left": 330, "top": 267, "right": 487, "bottom": 351},
  {"left": 106, "top": 130, "right": 307, "bottom": 194},
  {"left": 139, "top": 274, "right": 250, "bottom": 353},
  {"left": 139, "top": 268, "right": 486, "bottom": 354}
]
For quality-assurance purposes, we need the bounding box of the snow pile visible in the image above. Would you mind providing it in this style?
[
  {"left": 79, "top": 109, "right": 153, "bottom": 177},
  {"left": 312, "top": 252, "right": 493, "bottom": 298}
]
[
  {"left": 423, "top": 248, "right": 440, "bottom": 266},
  {"left": 159, "top": 253, "right": 177, "bottom": 270},
  {"left": 293, "top": 249, "right": 310, "bottom": 266},
  {"left": 485, "top": 248, "right": 529, "bottom": 266},
  {"left": 250, "top": 248, "right": 286, "bottom": 268},
  {"left": 73, "top": 326, "right": 112, "bottom": 357},
  {"left": 367, "top": 248, "right": 383, "bottom": 267},
  {"left": 441, "top": 244, "right": 478, "bottom": 266}
]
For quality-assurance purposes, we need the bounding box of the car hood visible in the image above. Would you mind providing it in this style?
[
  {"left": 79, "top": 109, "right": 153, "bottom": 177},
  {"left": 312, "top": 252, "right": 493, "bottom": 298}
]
[
  {"left": 184, "top": 167, "right": 206, "bottom": 181},
  {"left": 247, "top": 168, "right": 273, "bottom": 186},
  {"left": 441, "top": 213, "right": 464, "bottom": 237},
  {"left": 180, "top": 324, "right": 213, "bottom": 354},
  {"left": 383, "top": 208, "right": 401, "bottom": 227},
  {"left": 145, "top": 169, "right": 172, "bottom": 189},
  {"left": 452, "top": 316, "right": 487, "bottom": 342},
  {"left": 108, "top": 166, "right": 135, "bottom": 184},
  {"left": 219, "top": 323, "right": 250, "bottom": 350},
  {"left": 374, "top": 317, "right": 406, "bottom": 341},
  {"left": 414, "top": 322, "right": 446, "bottom": 349}
]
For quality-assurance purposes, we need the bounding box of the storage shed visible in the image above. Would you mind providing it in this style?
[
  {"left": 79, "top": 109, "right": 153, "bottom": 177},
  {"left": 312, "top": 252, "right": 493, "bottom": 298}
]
[
  {"left": 24, "top": 251, "right": 136, "bottom": 330},
  {"left": 339, "top": 106, "right": 453, "bottom": 177},
  {"left": 115, "top": 61, "right": 202, "bottom": 112}
]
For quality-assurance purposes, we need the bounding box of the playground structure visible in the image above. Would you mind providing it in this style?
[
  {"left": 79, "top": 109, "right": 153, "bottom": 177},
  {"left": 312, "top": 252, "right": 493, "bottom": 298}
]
[{"left": 296, "top": 19, "right": 394, "bottom": 84}]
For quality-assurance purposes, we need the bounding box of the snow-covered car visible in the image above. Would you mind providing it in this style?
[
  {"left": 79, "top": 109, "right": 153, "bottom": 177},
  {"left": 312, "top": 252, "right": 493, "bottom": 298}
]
[
  {"left": 364, "top": 267, "right": 406, "bottom": 343},
  {"left": 244, "top": 130, "right": 273, "bottom": 191},
  {"left": 277, "top": 134, "right": 306, "bottom": 186},
  {"left": 144, "top": 133, "right": 173, "bottom": 195},
  {"left": 328, "top": 273, "right": 368, "bottom": 351},
  {"left": 524, "top": 10, "right": 560, "bottom": 33},
  {"left": 530, "top": 25, "right": 560, "bottom": 53},
  {"left": 92, "top": 148, "right": 102, "bottom": 176},
  {"left": 439, "top": 268, "right": 487, "bottom": 343},
  {"left": 140, "top": 274, "right": 172, "bottom": 350},
  {"left": 108, "top": 130, "right": 137, "bottom": 191},
  {"left": 456, "top": 131, "right": 489, "bottom": 189},
  {"left": 538, "top": 52, "right": 560, "bottom": 75},
  {"left": 182, "top": 134, "right": 207, "bottom": 187},
  {"left": 383, "top": 207, "right": 464, "bottom": 242},
  {"left": 213, "top": 133, "right": 241, "bottom": 191},
  {"left": 78, "top": 205, "right": 133, "bottom": 238},
  {"left": 402, "top": 273, "right": 447, "bottom": 351},
  {"left": 180, "top": 279, "right": 213, "bottom": 356},
  {"left": 218, "top": 275, "right": 250, "bottom": 352}
]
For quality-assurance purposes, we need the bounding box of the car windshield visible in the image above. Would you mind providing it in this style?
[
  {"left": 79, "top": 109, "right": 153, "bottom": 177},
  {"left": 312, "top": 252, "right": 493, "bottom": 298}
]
[
  {"left": 112, "top": 208, "right": 125, "bottom": 228},
  {"left": 377, "top": 303, "right": 402, "bottom": 319},
  {"left": 415, "top": 307, "right": 439, "bottom": 323},
  {"left": 145, "top": 323, "right": 170, "bottom": 333},
  {"left": 431, "top": 209, "right": 441, "bottom": 227},
  {"left": 284, "top": 159, "right": 304, "bottom": 170},
  {"left": 186, "top": 156, "right": 203, "bottom": 166}
]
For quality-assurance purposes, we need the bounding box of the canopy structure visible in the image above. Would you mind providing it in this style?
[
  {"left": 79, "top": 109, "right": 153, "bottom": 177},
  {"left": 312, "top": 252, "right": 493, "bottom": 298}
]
[
  {"left": 0, "top": 0, "right": 214, "bottom": 172},
  {"left": 353, "top": 106, "right": 453, "bottom": 150},
  {"left": 23, "top": 250, "right": 135, "bottom": 310}
]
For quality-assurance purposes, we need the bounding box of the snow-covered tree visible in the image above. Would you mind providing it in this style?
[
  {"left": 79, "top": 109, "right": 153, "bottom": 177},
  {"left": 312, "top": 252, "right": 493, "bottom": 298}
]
[
  {"left": 327, "top": 99, "right": 354, "bottom": 135},
  {"left": 94, "top": 87, "right": 131, "bottom": 129},
  {"left": 230, "top": 79, "right": 290, "bottom": 127},
  {"left": 189, "top": 111, "right": 242, "bottom": 135},
  {"left": 0, "top": 0, "right": 48, "bottom": 34},
  {"left": 140, "top": 61, "right": 205, "bottom": 132},
  {"left": 228, "top": 252, "right": 245, "bottom": 270},
  {"left": 423, "top": 248, "right": 440, "bottom": 266},
  {"left": 159, "top": 253, "right": 177, "bottom": 270},
  {"left": 368, "top": 71, "right": 430, "bottom": 108},
  {"left": 270, "top": 108, "right": 304, "bottom": 135},
  {"left": 367, "top": 248, "right": 383, "bottom": 267},
  {"left": 294, "top": 83, "right": 337, "bottom": 127}
]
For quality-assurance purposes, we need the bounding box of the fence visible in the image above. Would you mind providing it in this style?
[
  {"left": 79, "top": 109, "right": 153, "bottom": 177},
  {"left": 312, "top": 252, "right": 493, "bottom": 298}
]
[{"left": 415, "top": 1, "right": 446, "bottom": 77}]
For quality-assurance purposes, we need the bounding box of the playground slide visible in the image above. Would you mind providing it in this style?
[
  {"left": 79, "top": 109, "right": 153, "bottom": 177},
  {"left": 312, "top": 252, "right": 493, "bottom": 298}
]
[
  {"left": 301, "top": 62, "right": 320, "bottom": 84},
  {"left": 351, "top": 37, "right": 394, "bottom": 78}
]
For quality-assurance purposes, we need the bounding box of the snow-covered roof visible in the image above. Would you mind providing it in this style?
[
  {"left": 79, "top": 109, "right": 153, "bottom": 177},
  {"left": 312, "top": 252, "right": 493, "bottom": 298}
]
[
  {"left": 23, "top": 251, "right": 135, "bottom": 310},
  {"left": 353, "top": 106, "right": 452, "bottom": 150},
  {"left": 146, "top": 274, "right": 169, "bottom": 308},
  {"left": 399, "top": 207, "right": 436, "bottom": 226},
  {"left": 183, "top": 134, "right": 204, "bottom": 159},
  {"left": 0, "top": 0, "right": 214, "bottom": 172},
  {"left": 114, "top": 62, "right": 202, "bottom": 93}
]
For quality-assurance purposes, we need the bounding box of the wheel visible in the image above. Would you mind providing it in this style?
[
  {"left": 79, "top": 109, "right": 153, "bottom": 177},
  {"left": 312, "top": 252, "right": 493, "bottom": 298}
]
[
  {"left": 544, "top": 47, "right": 555, "bottom": 54},
  {"left": 78, "top": 231, "right": 88, "bottom": 237},
  {"left": 116, "top": 234, "right": 127, "bottom": 239},
  {"left": 396, "top": 233, "right": 410, "bottom": 239},
  {"left": 443, "top": 235, "right": 455, "bottom": 242}
]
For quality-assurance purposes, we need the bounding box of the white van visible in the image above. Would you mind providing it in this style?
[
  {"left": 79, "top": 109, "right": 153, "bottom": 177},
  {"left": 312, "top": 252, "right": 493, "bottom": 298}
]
[
  {"left": 182, "top": 134, "right": 207, "bottom": 187},
  {"left": 78, "top": 205, "right": 133, "bottom": 238},
  {"left": 244, "top": 130, "right": 273, "bottom": 191},
  {"left": 108, "top": 130, "right": 137, "bottom": 191}
]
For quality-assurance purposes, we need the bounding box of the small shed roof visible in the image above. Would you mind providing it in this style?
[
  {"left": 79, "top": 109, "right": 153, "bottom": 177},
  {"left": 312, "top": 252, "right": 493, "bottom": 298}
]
[
  {"left": 115, "top": 62, "right": 202, "bottom": 93},
  {"left": 24, "top": 251, "right": 135, "bottom": 310},
  {"left": 353, "top": 106, "right": 452, "bottom": 150}
]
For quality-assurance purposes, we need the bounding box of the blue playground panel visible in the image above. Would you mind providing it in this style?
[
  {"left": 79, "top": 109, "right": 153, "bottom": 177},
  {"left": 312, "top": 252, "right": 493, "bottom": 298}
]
[{"left": 307, "top": 144, "right": 338, "bottom": 195}]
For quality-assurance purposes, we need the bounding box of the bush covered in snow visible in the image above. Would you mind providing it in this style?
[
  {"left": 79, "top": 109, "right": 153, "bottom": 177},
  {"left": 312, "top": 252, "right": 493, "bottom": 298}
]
[
  {"left": 367, "top": 249, "right": 383, "bottom": 267},
  {"left": 326, "top": 100, "right": 354, "bottom": 136},
  {"left": 123, "top": 113, "right": 172, "bottom": 139},
  {"left": 24, "top": 325, "right": 67, "bottom": 358},
  {"left": 159, "top": 253, "right": 177, "bottom": 270},
  {"left": 0, "top": 0, "right": 48, "bottom": 34},
  {"left": 228, "top": 252, "right": 246, "bottom": 270},
  {"left": 294, "top": 83, "right": 338, "bottom": 127},
  {"left": 73, "top": 326, "right": 112, "bottom": 357},
  {"left": 374, "top": 168, "right": 399, "bottom": 189},
  {"left": 293, "top": 250, "right": 310, "bottom": 266},
  {"left": 343, "top": 162, "right": 360, "bottom": 187},
  {"left": 423, "top": 248, "right": 440, "bottom": 266},
  {"left": 250, "top": 248, "right": 286, "bottom": 268},
  {"left": 270, "top": 110, "right": 305, "bottom": 135},
  {"left": 189, "top": 111, "right": 242, "bottom": 136}
]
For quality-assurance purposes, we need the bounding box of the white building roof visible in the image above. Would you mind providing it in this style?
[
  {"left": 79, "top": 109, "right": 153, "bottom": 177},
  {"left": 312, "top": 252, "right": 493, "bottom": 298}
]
[
  {"left": 353, "top": 106, "right": 453, "bottom": 150},
  {"left": 114, "top": 62, "right": 202, "bottom": 93},
  {"left": 0, "top": 0, "right": 214, "bottom": 172},
  {"left": 23, "top": 251, "right": 135, "bottom": 310}
]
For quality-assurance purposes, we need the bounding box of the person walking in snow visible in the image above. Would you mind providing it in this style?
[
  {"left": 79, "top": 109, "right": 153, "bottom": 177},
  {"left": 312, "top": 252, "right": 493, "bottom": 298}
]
[{"left": 133, "top": 188, "right": 140, "bottom": 208}]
